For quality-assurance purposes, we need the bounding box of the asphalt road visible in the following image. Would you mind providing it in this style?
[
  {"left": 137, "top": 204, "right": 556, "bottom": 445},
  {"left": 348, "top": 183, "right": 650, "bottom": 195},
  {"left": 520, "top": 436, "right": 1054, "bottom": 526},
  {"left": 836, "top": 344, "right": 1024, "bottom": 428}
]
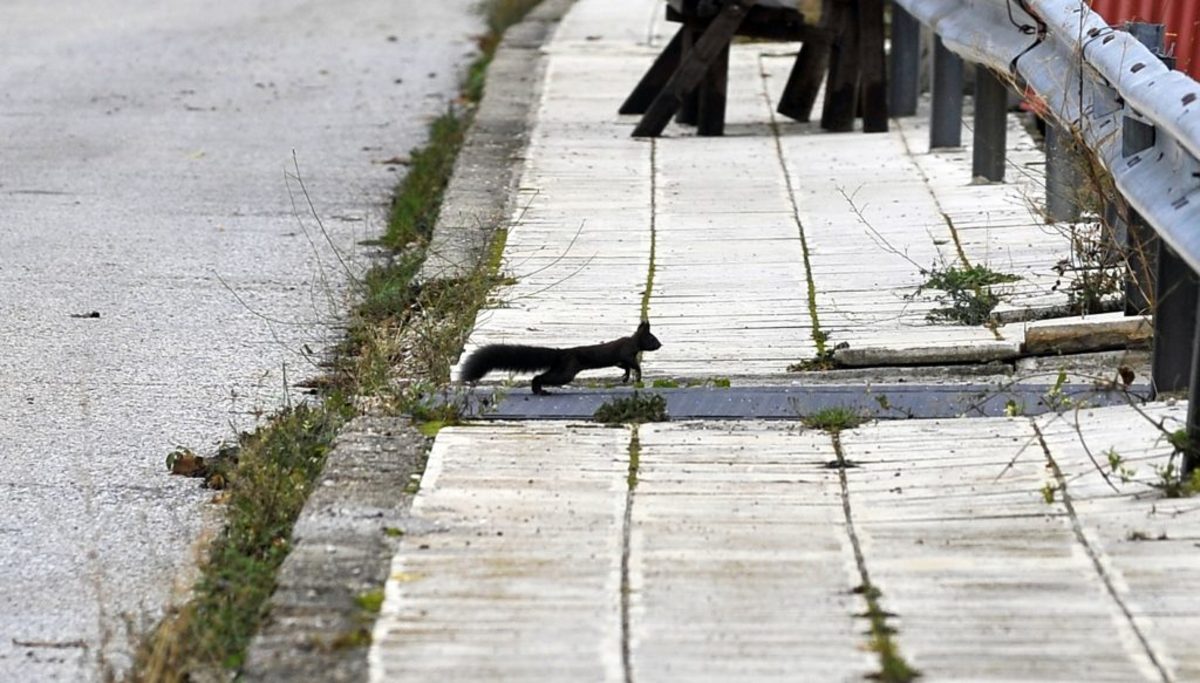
[{"left": 0, "top": 1, "right": 479, "bottom": 679}]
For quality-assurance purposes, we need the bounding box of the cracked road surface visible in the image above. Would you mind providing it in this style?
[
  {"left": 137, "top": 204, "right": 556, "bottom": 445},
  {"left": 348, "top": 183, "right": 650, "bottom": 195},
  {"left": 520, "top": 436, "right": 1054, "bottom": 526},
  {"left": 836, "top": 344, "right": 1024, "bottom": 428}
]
[{"left": 0, "top": 1, "right": 478, "bottom": 678}]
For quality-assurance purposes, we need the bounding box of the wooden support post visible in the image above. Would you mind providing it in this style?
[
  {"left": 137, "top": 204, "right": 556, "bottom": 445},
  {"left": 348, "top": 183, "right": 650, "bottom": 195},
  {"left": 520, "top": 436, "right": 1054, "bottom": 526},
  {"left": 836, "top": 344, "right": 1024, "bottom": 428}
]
[
  {"left": 619, "top": 29, "right": 685, "bottom": 115},
  {"left": 632, "top": 1, "right": 756, "bottom": 138},
  {"left": 777, "top": 34, "right": 831, "bottom": 122},
  {"left": 821, "top": 0, "right": 860, "bottom": 132},
  {"left": 858, "top": 0, "right": 888, "bottom": 132},
  {"left": 972, "top": 65, "right": 1007, "bottom": 181},
  {"left": 930, "top": 35, "right": 963, "bottom": 148},
  {"left": 677, "top": 23, "right": 701, "bottom": 125},
  {"left": 697, "top": 43, "right": 730, "bottom": 136},
  {"left": 888, "top": 0, "right": 920, "bottom": 117}
]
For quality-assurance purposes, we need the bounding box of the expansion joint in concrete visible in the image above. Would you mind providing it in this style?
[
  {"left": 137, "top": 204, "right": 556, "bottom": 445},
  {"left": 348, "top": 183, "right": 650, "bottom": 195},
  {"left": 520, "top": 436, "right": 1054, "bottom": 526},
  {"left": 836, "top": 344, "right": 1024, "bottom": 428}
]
[
  {"left": 757, "top": 54, "right": 826, "bottom": 356},
  {"left": 620, "top": 425, "right": 640, "bottom": 683},
  {"left": 830, "top": 431, "right": 915, "bottom": 680},
  {"left": 642, "top": 139, "right": 658, "bottom": 322},
  {"left": 1035, "top": 422, "right": 1170, "bottom": 681}
]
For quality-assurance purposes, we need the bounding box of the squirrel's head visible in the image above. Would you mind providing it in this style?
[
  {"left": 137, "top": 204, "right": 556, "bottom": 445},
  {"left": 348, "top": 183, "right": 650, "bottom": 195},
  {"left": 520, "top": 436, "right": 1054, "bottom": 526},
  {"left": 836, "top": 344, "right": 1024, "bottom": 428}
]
[{"left": 636, "top": 320, "right": 662, "bottom": 352}]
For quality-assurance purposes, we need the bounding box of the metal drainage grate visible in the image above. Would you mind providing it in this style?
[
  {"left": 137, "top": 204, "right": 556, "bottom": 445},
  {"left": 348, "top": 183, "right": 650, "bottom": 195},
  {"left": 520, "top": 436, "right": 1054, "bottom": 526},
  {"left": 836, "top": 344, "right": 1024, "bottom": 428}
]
[{"left": 447, "top": 382, "right": 1147, "bottom": 421}]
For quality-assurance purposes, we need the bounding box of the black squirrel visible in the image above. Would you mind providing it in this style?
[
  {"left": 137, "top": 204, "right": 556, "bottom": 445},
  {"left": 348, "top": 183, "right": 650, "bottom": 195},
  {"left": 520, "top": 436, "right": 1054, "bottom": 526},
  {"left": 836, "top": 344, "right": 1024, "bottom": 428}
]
[{"left": 459, "top": 320, "right": 663, "bottom": 394}]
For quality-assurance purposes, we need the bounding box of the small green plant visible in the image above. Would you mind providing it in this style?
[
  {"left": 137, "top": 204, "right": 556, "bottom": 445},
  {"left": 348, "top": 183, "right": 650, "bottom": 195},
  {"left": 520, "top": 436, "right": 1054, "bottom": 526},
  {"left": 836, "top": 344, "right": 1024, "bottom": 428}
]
[
  {"left": 1004, "top": 399, "right": 1024, "bottom": 418},
  {"left": 1041, "top": 370, "right": 1078, "bottom": 413},
  {"left": 329, "top": 627, "right": 372, "bottom": 650},
  {"left": 853, "top": 583, "right": 919, "bottom": 682},
  {"left": 1147, "top": 430, "right": 1200, "bottom": 498},
  {"left": 383, "top": 527, "right": 405, "bottom": 537},
  {"left": 711, "top": 377, "right": 731, "bottom": 388},
  {"left": 136, "top": 401, "right": 351, "bottom": 679},
  {"left": 594, "top": 392, "right": 668, "bottom": 425},
  {"left": 803, "top": 406, "right": 864, "bottom": 433},
  {"left": 651, "top": 378, "right": 679, "bottom": 388},
  {"left": 789, "top": 349, "right": 837, "bottom": 372},
  {"left": 1040, "top": 481, "right": 1058, "bottom": 504},
  {"left": 910, "top": 263, "right": 1019, "bottom": 326},
  {"left": 1104, "top": 448, "right": 1137, "bottom": 484},
  {"left": 354, "top": 589, "right": 385, "bottom": 614},
  {"left": 1151, "top": 460, "right": 1200, "bottom": 498}
]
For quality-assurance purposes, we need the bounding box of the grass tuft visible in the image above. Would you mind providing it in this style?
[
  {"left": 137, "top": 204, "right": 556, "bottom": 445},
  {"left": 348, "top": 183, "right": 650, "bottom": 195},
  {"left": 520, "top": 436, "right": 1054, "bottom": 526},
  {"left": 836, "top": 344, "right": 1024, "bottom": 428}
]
[
  {"left": 803, "top": 406, "right": 864, "bottom": 434},
  {"left": 383, "top": 112, "right": 467, "bottom": 251},
  {"left": 134, "top": 400, "right": 351, "bottom": 680},
  {"left": 911, "top": 263, "right": 1019, "bottom": 326},
  {"left": 594, "top": 393, "right": 669, "bottom": 425}
]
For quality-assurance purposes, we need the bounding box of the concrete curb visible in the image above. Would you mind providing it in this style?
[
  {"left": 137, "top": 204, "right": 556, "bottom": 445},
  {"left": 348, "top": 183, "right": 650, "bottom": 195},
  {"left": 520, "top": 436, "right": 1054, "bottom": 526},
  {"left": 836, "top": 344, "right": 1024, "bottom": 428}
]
[
  {"left": 240, "top": 417, "right": 425, "bottom": 682},
  {"left": 241, "top": 2, "right": 574, "bottom": 679},
  {"left": 418, "top": 0, "right": 577, "bottom": 283}
]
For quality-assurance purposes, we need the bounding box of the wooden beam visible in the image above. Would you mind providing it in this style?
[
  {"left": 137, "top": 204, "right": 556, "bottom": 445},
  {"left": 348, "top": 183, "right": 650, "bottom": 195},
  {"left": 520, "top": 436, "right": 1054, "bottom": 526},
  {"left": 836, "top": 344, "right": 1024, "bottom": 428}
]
[
  {"left": 820, "top": 0, "right": 859, "bottom": 132},
  {"left": 619, "top": 29, "right": 685, "bottom": 115},
  {"left": 858, "top": 0, "right": 888, "bottom": 132},
  {"left": 632, "top": 0, "right": 757, "bottom": 138}
]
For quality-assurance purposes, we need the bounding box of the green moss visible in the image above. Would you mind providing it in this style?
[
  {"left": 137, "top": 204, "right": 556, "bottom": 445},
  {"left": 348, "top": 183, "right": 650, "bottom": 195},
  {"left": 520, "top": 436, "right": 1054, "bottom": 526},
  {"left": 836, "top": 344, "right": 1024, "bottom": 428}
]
[{"left": 355, "top": 590, "right": 385, "bottom": 614}]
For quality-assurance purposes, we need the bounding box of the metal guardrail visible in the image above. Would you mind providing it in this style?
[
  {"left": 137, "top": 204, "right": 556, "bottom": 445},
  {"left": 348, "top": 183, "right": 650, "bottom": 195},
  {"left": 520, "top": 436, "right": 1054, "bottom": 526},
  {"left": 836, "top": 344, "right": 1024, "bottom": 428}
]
[
  {"left": 888, "top": 0, "right": 1200, "bottom": 473},
  {"left": 899, "top": 0, "right": 1200, "bottom": 269}
]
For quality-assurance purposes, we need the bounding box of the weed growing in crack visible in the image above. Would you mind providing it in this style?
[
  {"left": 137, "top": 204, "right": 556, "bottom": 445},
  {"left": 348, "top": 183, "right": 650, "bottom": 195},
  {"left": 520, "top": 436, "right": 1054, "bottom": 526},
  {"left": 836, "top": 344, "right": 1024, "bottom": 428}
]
[
  {"left": 1151, "top": 435, "right": 1200, "bottom": 498},
  {"left": 1104, "top": 447, "right": 1137, "bottom": 484},
  {"left": 803, "top": 406, "right": 864, "bottom": 433},
  {"left": 909, "top": 262, "right": 1019, "bottom": 326},
  {"left": 594, "top": 393, "right": 669, "bottom": 425},
  {"left": 1051, "top": 221, "right": 1124, "bottom": 315},
  {"left": 135, "top": 400, "right": 352, "bottom": 680}
]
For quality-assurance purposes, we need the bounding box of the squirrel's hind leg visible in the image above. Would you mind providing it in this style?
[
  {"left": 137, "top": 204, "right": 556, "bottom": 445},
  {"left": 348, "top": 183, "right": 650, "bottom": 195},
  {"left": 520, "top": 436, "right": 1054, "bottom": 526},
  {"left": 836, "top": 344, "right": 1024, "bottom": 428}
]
[{"left": 532, "top": 366, "right": 578, "bottom": 394}]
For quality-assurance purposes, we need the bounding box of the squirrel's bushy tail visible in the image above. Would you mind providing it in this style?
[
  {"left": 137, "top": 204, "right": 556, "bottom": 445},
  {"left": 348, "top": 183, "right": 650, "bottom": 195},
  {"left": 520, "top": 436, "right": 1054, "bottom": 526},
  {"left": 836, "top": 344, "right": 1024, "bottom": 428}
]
[{"left": 459, "top": 344, "right": 561, "bottom": 382}]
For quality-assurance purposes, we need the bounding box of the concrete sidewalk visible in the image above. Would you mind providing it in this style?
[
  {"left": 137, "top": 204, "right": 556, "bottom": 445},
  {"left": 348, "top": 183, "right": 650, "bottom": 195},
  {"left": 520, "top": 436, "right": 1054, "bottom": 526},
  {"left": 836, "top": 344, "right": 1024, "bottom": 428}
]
[{"left": 365, "top": 0, "right": 1199, "bottom": 680}]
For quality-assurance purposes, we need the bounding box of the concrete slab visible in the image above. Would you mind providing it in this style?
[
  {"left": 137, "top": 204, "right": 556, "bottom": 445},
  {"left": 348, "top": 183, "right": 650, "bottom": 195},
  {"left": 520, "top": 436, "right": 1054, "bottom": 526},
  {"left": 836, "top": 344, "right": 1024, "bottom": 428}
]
[
  {"left": 369, "top": 423, "right": 630, "bottom": 682},
  {"left": 372, "top": 407, "right": 1200, "bottom": 681}
]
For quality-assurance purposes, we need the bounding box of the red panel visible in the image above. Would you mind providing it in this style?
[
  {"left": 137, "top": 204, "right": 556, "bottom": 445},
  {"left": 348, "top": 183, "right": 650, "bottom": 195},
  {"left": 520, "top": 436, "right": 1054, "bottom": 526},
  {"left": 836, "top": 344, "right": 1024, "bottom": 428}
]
[{"left": 1089, "top": 0, "right": 1200, "bottom": 77}]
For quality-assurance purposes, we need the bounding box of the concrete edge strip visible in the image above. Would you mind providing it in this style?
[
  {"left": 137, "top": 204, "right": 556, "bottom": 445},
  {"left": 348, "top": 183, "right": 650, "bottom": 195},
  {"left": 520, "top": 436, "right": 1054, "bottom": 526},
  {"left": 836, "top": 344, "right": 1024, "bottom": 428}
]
[
  {"left": 239, "top": 417, "right": 427, "bottom": 681},
  {"left": 418, "top": 0, "right": 578, "bottom": 283},
  {"left": 241, "top": 1, "right": 577, "bottom": 679}
]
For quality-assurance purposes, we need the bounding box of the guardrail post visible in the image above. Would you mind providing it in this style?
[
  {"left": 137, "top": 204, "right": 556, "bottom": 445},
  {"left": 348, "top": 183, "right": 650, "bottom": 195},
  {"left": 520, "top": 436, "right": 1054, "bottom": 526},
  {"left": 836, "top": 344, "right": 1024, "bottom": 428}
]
[
  {"left": 1187, "top": 310, "right": 1200, "bottom": 476},
  {"left": 1118, "top": 20, "right": 1198, "bottom": 399},
  {"left": 888, "top": 0, "right": 920, "bottom": 117},
  {"left": 972, "top": 65, "right": 1006, "bottom": 181},
  {"left": 1123, "top": 22, "right": 1163, "bottom": 316},
  {"left": 1044, "top": 125, "right": 1082, "bottom": 222},
  {"left": 930, "top": 36, "right": 963, "bottom": 148},
  {"left": 1152, "top": 250, "right": 1199, "bottom": 394}
]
